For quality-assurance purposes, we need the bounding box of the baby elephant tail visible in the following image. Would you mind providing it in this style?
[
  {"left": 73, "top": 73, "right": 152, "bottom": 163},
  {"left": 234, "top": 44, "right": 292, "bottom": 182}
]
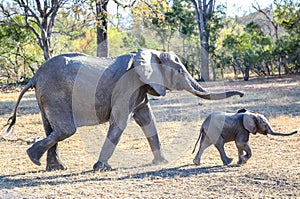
[{"left": 192, "top": 128, "right": 204, "bottom": 154}]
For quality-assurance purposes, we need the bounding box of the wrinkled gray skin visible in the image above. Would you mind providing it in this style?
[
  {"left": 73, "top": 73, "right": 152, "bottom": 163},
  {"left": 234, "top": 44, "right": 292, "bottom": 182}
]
[
  {"left": 193, "top": 109, "right": 297, "bottom": 166},
  {"left": 7, "top": 49, "right": 244, "bottom": 171}
]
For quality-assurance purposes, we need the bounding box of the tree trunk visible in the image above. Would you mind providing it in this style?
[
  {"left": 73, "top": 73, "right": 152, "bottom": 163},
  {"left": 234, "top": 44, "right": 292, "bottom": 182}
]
[
  {"left": 41, "top": 35, "right": 51, "bottom": 60},
  {"left": 191, "top": 0, "right": 215, "bottom": 81},
  {"left": 282, "top": 57, "right": 289, "bottom": 74},
  {"left": 265, "top": 62, "right": 271, "bottom": 76},
  {"left": 96, "top": 0, "right": 109, "bottom": 57},
  {"left": 201, "top": 35, "right": 210, "bottom": 81},
  {"left": 278, "top": 56, "right": 282, "bottom": 77},
  {"left": 244, "top": 64, "right": 251, "bottom": 81},
  {"left": 234, "top": 55, "right": 244, "bottom": 77},
  {"left": 232, "top": 63, "right": 237, "bottom": 78}
]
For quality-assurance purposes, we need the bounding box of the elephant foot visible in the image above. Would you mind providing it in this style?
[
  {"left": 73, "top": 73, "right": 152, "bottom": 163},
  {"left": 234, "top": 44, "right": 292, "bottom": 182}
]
[
  {"left": 93, "top": 161, "right": 112, "bottom": 172},
  {"left": 223, "top": 157, "right": 233, "bottom": 165},
  {"left": 152, "top": 157, "right": 168, "bottom": 165},
  {"left": 46, "top": 161, "right": 67, "bottom": 171},
  {"left": 237, "top": 156, "right": 248, "bottom": 165},
  {"left": 193, "top": 158, "right": 200, "bottom": 165},
  {"left": 241, "top": 155, "right": 248, "bottom": 164},
  {"left": 46, "top": 152, "right": 67, "bottom": 171},
  {"left": 27, "top": 146, "right": 44, "bottom": 166}
]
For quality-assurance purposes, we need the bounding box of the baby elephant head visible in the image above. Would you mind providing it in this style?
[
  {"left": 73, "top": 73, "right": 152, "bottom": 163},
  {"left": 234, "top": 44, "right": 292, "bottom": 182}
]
[{"left": 242, "top": 111, "right": 297, "bottom": 136}]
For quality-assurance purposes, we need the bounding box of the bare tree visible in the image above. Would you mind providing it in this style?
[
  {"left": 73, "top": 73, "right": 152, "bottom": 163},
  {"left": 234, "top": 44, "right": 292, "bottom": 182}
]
[
  {"left": 252, "top": 1, "right": 287, "bottom": 76},
  {"left": 190, "top": 0, "right": 216, "bottom": 81},
  {"left": 0, "top": 0, "right": 68, "bottom": 60}
]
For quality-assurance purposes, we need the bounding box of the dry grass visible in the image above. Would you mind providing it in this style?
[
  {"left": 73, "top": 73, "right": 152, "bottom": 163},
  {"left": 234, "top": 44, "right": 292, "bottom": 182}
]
[{"left": 0, "top": 75, "right": 299, "bottom": 198}]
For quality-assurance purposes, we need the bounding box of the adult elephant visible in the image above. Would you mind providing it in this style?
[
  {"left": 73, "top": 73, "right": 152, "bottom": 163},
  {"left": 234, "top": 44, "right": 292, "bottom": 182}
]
[{"left": 6, "top": 49, "right": 244, "bottom": 171}]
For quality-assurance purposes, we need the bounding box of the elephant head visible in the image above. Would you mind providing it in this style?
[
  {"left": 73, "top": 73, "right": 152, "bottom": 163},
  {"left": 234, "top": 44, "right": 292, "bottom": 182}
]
[
  {"left": 243, "top": 111, "right": 297, "bottom": 136},
  {"left": 133, "top": 49, "right": 244, "bottom": 99}
]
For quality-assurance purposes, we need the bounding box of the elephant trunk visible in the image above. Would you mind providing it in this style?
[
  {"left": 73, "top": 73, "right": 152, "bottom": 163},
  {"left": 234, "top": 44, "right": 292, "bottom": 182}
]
[
  {"left": 269, "top": 130, "right": 298, "bottom": 136},
  {"left": 189, "top": 78, "right": 244, "bottom": 100}
]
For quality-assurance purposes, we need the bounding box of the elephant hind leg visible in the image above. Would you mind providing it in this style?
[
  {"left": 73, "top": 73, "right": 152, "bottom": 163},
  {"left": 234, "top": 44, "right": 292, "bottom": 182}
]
[
  {"left": 193, "top": 135, "right": 212, "bottom": 165},
  {"left": 27, "top": 108, "right": 76, "bottom": 170},
  {"left": 46, "top": 143, "right": 67, "bottom": 171},
  {"left": 38, "top": 112, "right": 67, "bottom": 171}
]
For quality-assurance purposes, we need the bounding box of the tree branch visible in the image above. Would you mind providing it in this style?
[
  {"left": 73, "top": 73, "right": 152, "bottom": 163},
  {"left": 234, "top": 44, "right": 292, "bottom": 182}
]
[
  {"left": 112, "top": 0, "right": 137, "bottom": 8},
  {"left": 252, "top": 1, "right": 279, "bottom": 39}
]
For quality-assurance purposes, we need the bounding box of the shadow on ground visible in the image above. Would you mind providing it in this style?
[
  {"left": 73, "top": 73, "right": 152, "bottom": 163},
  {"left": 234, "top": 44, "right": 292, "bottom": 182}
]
[{"left": 0, "top": 164, "right": 237, "bottom": 190}]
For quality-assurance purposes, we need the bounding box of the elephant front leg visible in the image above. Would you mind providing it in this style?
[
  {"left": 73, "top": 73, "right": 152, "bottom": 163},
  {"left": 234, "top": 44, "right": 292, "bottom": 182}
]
[
  {"left": 215, "top": 140, "right": 233, "bottom": 165},
  {"left": 93, "top": 122, "right": 124, "bottom": 171},
  {"left": 237, "top": 147, "right": 244, "bottom": 165},
  {"left": 242, "top": 144, "right": 252, "bottom": 163},
  {"left": 236, "top": 142, "right": 252, "bottom": 164},
  {"left": 133, "top": 102, "right": 168, "bottom": 165}
]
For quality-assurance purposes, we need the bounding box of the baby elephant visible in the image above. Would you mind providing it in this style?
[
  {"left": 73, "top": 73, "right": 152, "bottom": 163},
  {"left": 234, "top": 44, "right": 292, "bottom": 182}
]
[{"left": 193, "top": 109, "right": 297, "bottom": 166}]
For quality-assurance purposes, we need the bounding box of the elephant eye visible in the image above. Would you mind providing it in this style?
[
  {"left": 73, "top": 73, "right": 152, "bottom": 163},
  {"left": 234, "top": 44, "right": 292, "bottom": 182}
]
[{"left": 175, "top": 57, "right": 179, "bottom": 62}]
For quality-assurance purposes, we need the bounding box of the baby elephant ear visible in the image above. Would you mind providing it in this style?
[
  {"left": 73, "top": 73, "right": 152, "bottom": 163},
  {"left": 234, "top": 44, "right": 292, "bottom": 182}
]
[
  {"left": 134, "top": 49, "right": 166, "bottom": 96},
  {"left": 243, "top": 114, "right": 257, "bottom": 134}
]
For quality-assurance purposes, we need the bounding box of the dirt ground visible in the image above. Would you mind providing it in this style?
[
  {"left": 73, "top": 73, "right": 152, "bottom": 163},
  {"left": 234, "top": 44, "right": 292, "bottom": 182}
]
[{"left": 0, "top": 75, "right": 299, "bottom": 198}]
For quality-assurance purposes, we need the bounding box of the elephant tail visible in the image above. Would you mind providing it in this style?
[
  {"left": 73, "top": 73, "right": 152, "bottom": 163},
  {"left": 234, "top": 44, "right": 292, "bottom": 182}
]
[
  {"left": 192, "top": 128, "right": 204, "bottom": 154},
  {"left": 3, "top": 79, "right": 35, "bottom": 137}
]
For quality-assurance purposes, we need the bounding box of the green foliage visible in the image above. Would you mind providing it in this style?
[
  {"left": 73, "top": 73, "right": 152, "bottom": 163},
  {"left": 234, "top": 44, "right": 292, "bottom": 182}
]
[
  {"left": 217, "top": 0, "right": 300, "bottom": 80},
  {"left": 121, "top": 29, "right": 161, "bottom": 52},
  {"left": 1, "top": 0, "right": 299, "bottom": 84},
  {"left": 274, "top": 0, "right": 300, "bottom": 33},
  {"left": 220, "top": 21, "right": 275, "bottom": 80},
  {"left": 0, "top": 17, "right": 43, "bottom": 84},
  {"left": 273, "top": 0, "right": 300, "bottom": 71},
  {"left": 208, "top": 5, "right": 226, "bottom": 59},
  {"left": 132, "top": 0, "right": 175, "bottom": 51},
  {"left": 244, "top": 22, "right": 264, "bottom": 36},
  {"left": 167, "top": 0, "right": 197, "bottom": 36}
]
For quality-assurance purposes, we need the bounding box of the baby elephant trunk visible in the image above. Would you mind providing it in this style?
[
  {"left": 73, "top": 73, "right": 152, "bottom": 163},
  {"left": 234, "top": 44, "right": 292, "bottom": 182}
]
[{"left": 269, "top": 130, "right": 298, "bottom": 136}]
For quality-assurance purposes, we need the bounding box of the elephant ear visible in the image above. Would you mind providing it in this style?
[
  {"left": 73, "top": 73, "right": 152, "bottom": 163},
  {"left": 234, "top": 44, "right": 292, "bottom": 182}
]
[
  {"left": 243, "top": 114, "right": 258, "bottom": 134},
  {"left": 134, "top": 49, "right": 166, "bottom": 96}
]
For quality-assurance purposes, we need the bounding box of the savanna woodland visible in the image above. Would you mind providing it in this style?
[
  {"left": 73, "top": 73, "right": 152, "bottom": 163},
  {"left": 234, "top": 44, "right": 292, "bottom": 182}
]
[
  {"left": 0, "top": 0, "right": 299, "bottom": 84},
  {"left": 0, "top": 0, "right": 299, "bottom": 198}
]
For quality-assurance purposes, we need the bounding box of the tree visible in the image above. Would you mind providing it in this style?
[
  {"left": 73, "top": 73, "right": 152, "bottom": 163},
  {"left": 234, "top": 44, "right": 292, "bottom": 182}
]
[
  {"left": 190, "top": 0, "right": 216, "bottom": 81},
  {"left": 221, "top": 21, "right": 274, "bottom": 81},
  {"left": 274, "top": 0, "right": 300, "bottom": 72},
  {"left": 95, "top": 0, "right": 109, "bottom": 57},
  {"left": 0, "top": 18, "right": 43, "bottom": 83},
  {"left": 165, "top": 0, "right": 200, "bottom": 78},
  {"left": 0, "top": 0, "right": 67, "bottom": 60},
  {"left": 132, "top": 0, "right": 176, "bottom": 51},
  {"left": 252, "top": 1, "right": 284, "bottom": 76},
  {"left": 94, "top": 0, "right": 136, "bottom": 57},
  {"left": 207, "top": 4, "right": 225, "bottom": 80},
  {"left": 252, "top": 0, "right": 300, "bottom": 75}
]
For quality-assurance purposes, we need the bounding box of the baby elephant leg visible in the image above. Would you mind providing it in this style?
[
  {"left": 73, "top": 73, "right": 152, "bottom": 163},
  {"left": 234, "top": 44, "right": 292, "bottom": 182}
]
[
  {"left": 236, "top": 142, "right": 252, "bottom": 164},
  {"left": 193, "top": 135, "right": 212, "bottom": 165},
  {"left": 215, "top": 140, "right": 233, "bottom": 165}
]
